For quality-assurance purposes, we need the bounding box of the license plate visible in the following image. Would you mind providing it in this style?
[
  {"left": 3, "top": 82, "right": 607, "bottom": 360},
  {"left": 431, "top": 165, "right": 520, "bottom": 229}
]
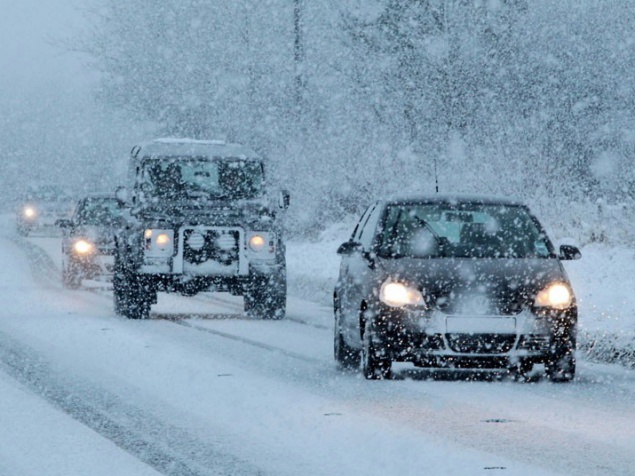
[{"left": 446, "top": 317, "right": 516, "bottom": 334}]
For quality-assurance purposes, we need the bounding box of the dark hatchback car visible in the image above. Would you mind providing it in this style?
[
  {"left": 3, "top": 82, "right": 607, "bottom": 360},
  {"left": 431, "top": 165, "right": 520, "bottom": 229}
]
[
  {"left": 57, "top": 194, "right": 121, "bottom": 288},
  {"left": 334, "top": 195, "right": 581, "bottom": 382}
]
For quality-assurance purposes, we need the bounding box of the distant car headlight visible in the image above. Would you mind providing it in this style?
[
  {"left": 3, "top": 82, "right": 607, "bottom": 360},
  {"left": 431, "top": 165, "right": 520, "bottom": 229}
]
[
  {"left": 534, "top": 283, "right": 573, "bottom": 309},
  {"left": 23, "top": 206, "right": 37, "bottom": 219},
  {"left": 73, "top": 239, "right": 95, "bottom": 255},
  {"left": 380, "top": 281, "right": 425, "bottom": 307},
  {"left": 144, "top": 229, "right": 174, "bottom": 256}
]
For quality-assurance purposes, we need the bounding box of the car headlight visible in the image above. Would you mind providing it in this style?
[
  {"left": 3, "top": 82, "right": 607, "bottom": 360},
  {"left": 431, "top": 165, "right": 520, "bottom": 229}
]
[
  {"left": 534, "top": 283, "right": 573, "bottom": 309},
  {"left": 73, "top": 239, "right": 95, "bottom": 255},
  {"left": 23, "top": 206, "right": 37, "bottom": 219},
  {"left": 380, "top": 281, "right": 425, "bottom": 307},
  {"left": 144, "top": 229, "right": 174, "bottom": 256},
  {"left": 248, "top": 234, "right": 266, "bottom": 252}
]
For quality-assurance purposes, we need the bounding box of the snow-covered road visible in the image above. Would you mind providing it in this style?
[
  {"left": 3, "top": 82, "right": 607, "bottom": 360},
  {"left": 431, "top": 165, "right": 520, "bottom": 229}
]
[{"left": 1, "top": 223, "right": 635, "bottom": 475}]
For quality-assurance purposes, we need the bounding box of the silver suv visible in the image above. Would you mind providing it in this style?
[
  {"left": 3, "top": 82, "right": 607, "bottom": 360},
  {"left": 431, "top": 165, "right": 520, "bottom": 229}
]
[{"left": 113, "top": 138, "right": 289, "bottom": 319}]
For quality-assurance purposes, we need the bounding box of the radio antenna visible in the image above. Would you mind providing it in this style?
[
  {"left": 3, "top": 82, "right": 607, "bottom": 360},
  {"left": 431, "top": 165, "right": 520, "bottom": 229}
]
[{"left": 434, "top": 156, "right": 439, "bottom": 193}]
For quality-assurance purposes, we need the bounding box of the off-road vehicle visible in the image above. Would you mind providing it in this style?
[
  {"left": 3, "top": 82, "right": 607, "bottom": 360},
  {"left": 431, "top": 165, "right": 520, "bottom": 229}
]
[{"left": 113, "top": 138, "right": 289, "bottom": 319}]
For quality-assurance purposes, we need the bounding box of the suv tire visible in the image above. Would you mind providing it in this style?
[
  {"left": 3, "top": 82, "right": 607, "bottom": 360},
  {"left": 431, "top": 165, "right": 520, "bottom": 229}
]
[
  {"left": 114, "top": 252, "right": 153, "bottom": 320},
  {"left": 244, "top": 270, "right": 286, "bottom": 320}
]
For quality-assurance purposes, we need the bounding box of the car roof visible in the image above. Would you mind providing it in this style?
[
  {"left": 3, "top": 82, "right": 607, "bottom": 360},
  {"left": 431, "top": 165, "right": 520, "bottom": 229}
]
[
  {"left": 383, "top": 193, "right": 527, "bottom": 207},
  {"left": 131, "top": 138, "right": 260, "bottom": 161}
]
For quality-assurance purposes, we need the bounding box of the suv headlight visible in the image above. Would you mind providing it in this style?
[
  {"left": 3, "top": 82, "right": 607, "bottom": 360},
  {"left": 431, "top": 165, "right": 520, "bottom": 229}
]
[
  {"left": 534, "top": 283, "right": 573, "bottom": 309},
  {"left": 144, "top": 229, "right": 174, "bottom": 257},
  {"left": 379, "top": 281, "right": 425, "bottom": 308},
  {"left": 247, "top": 232, "right": 275, "bottom": 255}
]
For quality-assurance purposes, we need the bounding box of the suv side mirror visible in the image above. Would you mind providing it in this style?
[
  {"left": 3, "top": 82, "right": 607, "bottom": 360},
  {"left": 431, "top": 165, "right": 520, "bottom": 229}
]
[
  {"left": 55, "top": 218, "right": 72, "bottom": 229},
  {"left": 559, "top": 244, "right": 581, "bottom": 260},
  {"left": 115, "top": 186, "right": 129, "bottom": 206},
  {"left": 278, "top": 189, "right": 290, "bottom": 210}
]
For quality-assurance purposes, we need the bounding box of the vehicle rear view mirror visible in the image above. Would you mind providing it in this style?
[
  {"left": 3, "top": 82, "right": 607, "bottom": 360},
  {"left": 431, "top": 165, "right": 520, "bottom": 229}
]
[
  {"left": 115, "top": 186, "right": 129, "bottom": 206},
  {"left": 278, "top": 189, "right": 290, "bottom": 209},
  {"left": 55, "top": 219, "right": 72, "bottom": 228},
  {"left": 559, "top": 244, "right": 581, "bottom": 260},
  {"left": 337, "top": 240, "right": 362, "bottom": 255}
]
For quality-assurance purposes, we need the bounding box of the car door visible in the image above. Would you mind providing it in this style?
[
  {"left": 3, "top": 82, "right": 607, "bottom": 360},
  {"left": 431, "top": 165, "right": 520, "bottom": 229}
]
[{"left": 340, "top": 202, "right": 384, "bottom": 346}]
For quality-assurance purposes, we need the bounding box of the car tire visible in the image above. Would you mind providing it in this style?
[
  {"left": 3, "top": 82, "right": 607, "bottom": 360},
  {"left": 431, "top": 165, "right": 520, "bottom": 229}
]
[
  {"left": 62, "top": 260, "right": 82, "bottom": 289},
  {"left": 244, "top": 270, "right": 286, "bottom": 320},
  {"left": 334, "top": 306, "right": 360, "bottom": 370},
  {"left": 545, "top": 339, "right": 576, "bottom": 382},
  {"left": 508, "top": 359, "right": 534, "bottom": 382},
  {"left": 362, "top": 319, "right": 391, "bottom": 380}
]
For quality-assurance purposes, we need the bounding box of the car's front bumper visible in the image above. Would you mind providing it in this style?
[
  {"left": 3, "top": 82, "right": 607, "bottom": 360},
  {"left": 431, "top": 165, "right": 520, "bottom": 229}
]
[
  {"left": 70, "top": 253, "right": 115, "bottom": 279},
  {"left": 373, "top": 305, "right": 577, "bottom": 368}
]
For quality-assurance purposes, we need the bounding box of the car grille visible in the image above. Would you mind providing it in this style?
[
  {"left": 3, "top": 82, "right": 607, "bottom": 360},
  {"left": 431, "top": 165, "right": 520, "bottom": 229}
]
[
  {"left": 446, "top": 333, "right": 516, "bottom": 354},
  {"left": 182, "top": 229, "right": 240, "bottom": 266}
]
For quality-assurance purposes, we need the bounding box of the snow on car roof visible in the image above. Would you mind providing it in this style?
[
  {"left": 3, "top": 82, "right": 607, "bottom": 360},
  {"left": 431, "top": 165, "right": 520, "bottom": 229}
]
[
  {"left": 386, "top": 193, "right": 526, "bottom": 207},
  {"left": 132, "top": 137, "right": 260, "bottom": 160}
]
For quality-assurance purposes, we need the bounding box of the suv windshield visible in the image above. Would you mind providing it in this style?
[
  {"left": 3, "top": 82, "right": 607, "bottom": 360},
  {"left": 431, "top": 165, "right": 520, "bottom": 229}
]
[
  {"left": 77, "top": 198, "right": 120, "bottom": 225},
  {"left": 377, "top": 203, "right": 553, "bottom": 259},
  {"left": 141, "top": 158, "right": 264, "bottom": 201}
]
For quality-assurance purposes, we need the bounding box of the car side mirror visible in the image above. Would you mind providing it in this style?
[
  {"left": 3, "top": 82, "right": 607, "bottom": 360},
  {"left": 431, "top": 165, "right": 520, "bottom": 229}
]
[
  {"left": 115, "top": 186, "right": 129, "bottom": 206},
  {"left": 278, "top": 189, "right": 290, "bottom": 210},
  {"left": 55, "top": 218, "right": 72, "bottom": 229},
  {"left": 559, "top": 244, "right": 581, "bottom": 260},
  {"left": 337, "top": 240, "right": 363, "bottom": 256}
]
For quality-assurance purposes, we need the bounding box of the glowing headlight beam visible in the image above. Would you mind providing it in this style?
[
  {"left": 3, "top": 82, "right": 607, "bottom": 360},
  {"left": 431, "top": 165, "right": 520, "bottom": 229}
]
[
  {"left": 249, "top": 235, "right": 266, "bottom": 252},
  {"left": 535, "top": 283, "right": 573, "bottom": 309},
  {"left": 155, "top": 233, "right": 171, "bottom": 247},
  {"left": 73, "top": 240, "right": 94, "bottom": 254},
  {"left": 23, "top": 207, "right": 36, "bottom": 218},
  {"left": 380, "top": 281, "right": 425, "bottom": 307}
]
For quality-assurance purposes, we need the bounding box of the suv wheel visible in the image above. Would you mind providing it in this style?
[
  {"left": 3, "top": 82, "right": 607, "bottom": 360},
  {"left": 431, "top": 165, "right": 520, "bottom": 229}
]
[
  {"left": 244, "top": 271, "right": 286, "bottom": 320},
  {"left": 334, "top": 305, "right": 360, "bottom": 370},
  {"left": 362, "top": 319, "right": 391, "bottom": 380},
  {"left": 113, "top": 253, "right": 153, "bottom": 320}
]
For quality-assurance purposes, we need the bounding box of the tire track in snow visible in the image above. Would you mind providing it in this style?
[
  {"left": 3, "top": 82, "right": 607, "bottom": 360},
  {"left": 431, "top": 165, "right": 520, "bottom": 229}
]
[{"left": 0, "top": 329, "right": 265, "bottom": 476}]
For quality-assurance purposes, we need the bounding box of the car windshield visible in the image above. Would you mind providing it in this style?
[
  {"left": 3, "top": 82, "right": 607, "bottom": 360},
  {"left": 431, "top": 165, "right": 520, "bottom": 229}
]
[
  {"left": 76, "top": 198, "right": 120, "bottom": 225},
  {"left": 141, "top": 158, "right": 264, "bottom": 201},
  {"left": 377, "top": 203, "right": 553, "bottom": 259},
  {"left": 26, "top": 186, "right": 72, "bottom": 202}
]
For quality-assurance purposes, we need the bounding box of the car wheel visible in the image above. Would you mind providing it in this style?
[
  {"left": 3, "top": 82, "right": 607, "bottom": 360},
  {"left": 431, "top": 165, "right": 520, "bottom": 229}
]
[
  {"left": 362, "top": 319, "right": 391, "bottom": 380},
  {"left": 244, "top": 271, "right": 286, "bottom": 320},
  {"left": 545, "top": 339, "right": 576, "bottom": 382},
  {"left": 62, "top": 260, "right": 82, "bottom": 289},
  {"left": 334, "top": 306, "right": 360, "bottom": 370},
  {"left": 508, "top": 359, "right": 534, "bottom": 382}
]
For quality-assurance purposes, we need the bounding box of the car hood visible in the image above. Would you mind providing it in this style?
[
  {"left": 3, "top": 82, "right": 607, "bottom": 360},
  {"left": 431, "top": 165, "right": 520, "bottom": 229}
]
[{"left": 377, "top": 257, "right": 571, "bottom": 314}]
